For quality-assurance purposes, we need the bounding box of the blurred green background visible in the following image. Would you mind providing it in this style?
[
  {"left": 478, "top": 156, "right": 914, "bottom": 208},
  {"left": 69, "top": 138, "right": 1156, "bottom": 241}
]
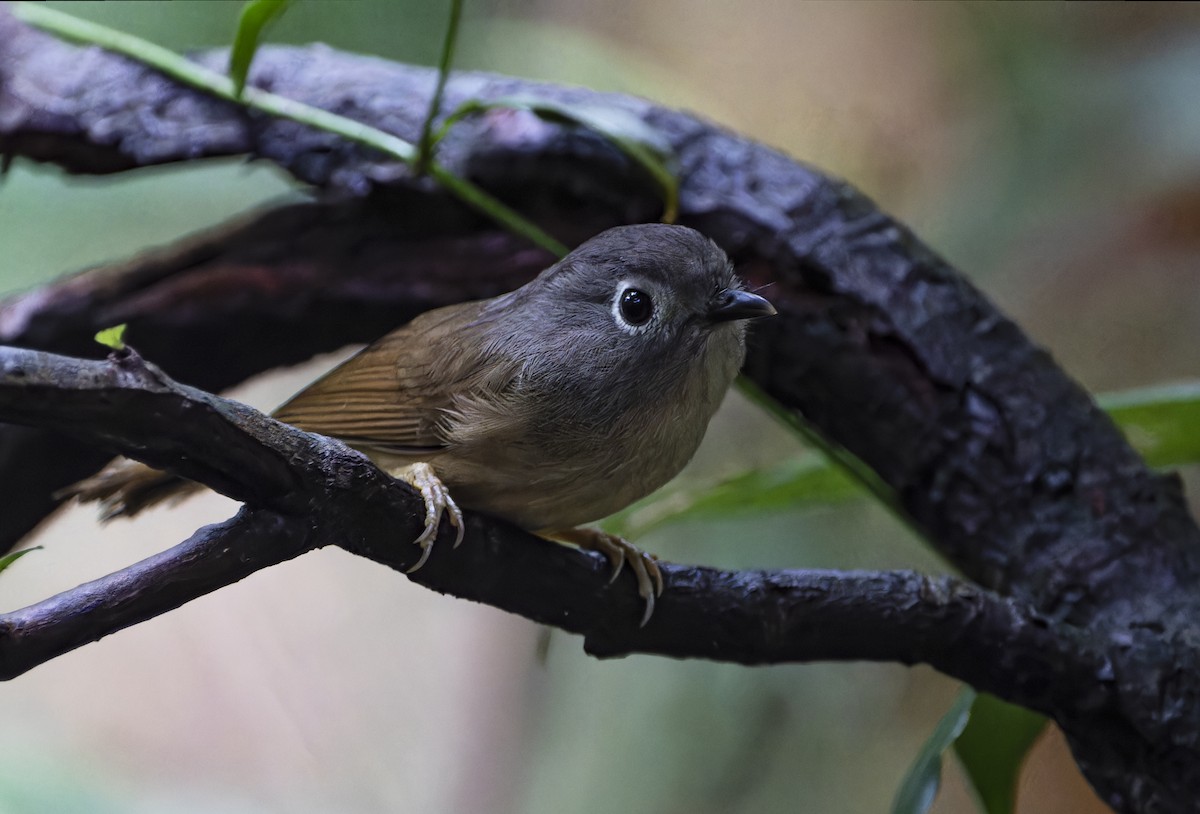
[{"left": 6, "top": 2, "right": 1200, "bottom": 812}]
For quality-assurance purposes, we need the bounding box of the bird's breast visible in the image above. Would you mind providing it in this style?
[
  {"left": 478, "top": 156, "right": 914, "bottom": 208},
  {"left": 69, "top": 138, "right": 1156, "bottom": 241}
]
[{"left": 430, "top": 356, "right": 727, "bottom": 531}]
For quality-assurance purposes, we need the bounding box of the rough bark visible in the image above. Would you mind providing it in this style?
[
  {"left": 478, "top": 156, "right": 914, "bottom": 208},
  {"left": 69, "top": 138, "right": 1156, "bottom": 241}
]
[
  {"left": 0, "top": 345, "right": 1102, "bottom": 710},
  {"left": 1, "top": 8, "right": 1197, "bottom": 811}
]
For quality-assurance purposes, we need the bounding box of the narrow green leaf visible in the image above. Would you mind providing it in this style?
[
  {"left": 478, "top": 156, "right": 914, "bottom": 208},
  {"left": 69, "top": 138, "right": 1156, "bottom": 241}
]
[
  {"left": 0, "top": 546, "right": 41, "bottom": 576},
  {"left": 892, "top": 688, "right": 977, "bottom": 814},
  {"left": 429, "top": 163, "right": 567, "bottom": 257},
  {"left": 94, "top": 323, "right": 127, "bottom": 351},
  {"left": 733, "top": 376, "right": 908, "bottom": 520},
  {"left": 229, "top": 0, "right": 294, "bottom": 97},
  {"left": 954, "top": 694, "right": 1047, "bottom": 814},
  {"left": 436, "top": 95, "right": 680, "bottom": 222},
  {"left": 680, "top": 378, "right": 1200, "bottom": 539},
  {"left": 15, "top": 3, "right": 567, "bottom": 258},
  {"left": 610, "top": 379, "right": 1200, "bottom": 538},
  {"left": 604, "top": 455, "right": 860, "bottom": 537},
  {"left": 1100, "top": 382, "right": 1200, "bottom": 469},
  {"left": 415, "top": 0, "right": 464, "bottom": 173}
]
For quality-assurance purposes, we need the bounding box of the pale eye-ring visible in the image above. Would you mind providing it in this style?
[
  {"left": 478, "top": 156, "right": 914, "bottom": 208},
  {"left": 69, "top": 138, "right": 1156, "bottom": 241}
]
[{"left": 618, "top": 288, "right": 653, "bottom": 326}]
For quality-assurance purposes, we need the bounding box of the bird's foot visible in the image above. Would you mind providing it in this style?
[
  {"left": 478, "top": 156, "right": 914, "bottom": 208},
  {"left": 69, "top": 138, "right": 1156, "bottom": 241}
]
[
  {"left": 393, "top": 462, "right": 464, "bottom": 572},
  {"left": 549, "top": 527, "right": 664, "bottom": 627}
]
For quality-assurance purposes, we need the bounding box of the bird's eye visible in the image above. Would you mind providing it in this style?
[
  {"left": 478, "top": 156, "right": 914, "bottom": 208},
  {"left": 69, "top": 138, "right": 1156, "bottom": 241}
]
[{"left": 619, "top": 288, "right": 654, "bottom": 326}]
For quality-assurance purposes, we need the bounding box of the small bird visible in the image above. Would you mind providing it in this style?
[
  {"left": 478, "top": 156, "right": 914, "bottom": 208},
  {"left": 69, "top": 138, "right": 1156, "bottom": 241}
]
[{"left": 68, "top": 224, "right": 775, "bottom": 624}]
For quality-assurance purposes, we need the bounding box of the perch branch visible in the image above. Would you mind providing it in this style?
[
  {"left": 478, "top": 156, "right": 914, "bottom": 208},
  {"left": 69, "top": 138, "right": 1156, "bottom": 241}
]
[{"left": 0, "top": 344, "right": 1098, "bottom": 723}]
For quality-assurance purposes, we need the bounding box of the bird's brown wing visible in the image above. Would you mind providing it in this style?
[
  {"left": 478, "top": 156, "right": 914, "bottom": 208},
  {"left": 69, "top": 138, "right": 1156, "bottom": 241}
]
[
  {"left": 272, "top": 299, "right": 499, "bottom": 455},
  {"left": 65, "top": 300, "right": 506, "bottom": 518}
]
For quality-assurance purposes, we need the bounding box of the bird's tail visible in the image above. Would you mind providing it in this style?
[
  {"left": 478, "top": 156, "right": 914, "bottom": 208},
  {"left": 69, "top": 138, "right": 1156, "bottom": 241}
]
[{"left": 57, "top": 458, "right": 203, "bottom": 520}]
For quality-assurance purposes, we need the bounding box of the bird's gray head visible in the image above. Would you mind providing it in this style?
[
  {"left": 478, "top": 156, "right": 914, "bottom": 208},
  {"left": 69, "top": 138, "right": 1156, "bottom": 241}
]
[
  {"left": 527, "top": 223, "right": 770, "bottom": 349},
  {"left": 486, "top": 224, "right": 774, "bottom": 409}
]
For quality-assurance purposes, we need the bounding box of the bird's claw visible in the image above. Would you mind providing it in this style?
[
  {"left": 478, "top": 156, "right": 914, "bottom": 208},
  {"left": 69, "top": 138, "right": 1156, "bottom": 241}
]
[
  {"left": 395, "top": 462, "right": 463, "bottom": 573},
  {"left": 551, "top": 527, "right": 664, "bottom": 626}
]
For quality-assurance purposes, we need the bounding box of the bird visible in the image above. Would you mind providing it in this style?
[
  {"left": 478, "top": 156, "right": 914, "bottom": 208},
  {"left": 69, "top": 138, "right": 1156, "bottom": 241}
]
[{"left": 67, "top": 223, "right": 776, "bottom": 624}]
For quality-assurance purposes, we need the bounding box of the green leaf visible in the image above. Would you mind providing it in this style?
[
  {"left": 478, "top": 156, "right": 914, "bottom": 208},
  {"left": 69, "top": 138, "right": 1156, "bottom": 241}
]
[
  {"left": 437, "top": 95, "right": 680, "bottom": 222},
  {"left": 0, "top": 546, "right": 41, "bottom": 577},
  {"left": 954, "top": 694, "right": 1047, "bottom": 814},
  {"left": 892, "top": 688, "right": 976, "bottom": 814},
  {"left": 1100, "top": 381, "right": 1200, "bottom": 468},
  {"left": 229, "top": 0, "right": 294, "bottom": 97},
  {"left": 623, "top": 379, "right": 1200, "bottom": 538},
  {"left": 94, "top": 323, "right": 127, "bottom": 351},
  {"left": 604, "top": 454, "right": 861, "bottom": 537},
  {"left": 733, "top": 376, "right": 908, "bottom": 524}
]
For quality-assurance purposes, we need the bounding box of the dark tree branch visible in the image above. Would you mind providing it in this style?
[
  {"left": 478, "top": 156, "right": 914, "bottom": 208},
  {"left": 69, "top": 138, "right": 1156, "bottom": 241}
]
[
  {"left": 1, "top": 7, "right": 1198, "bottom": 809},
  {"left": 0, "top": 509, "right": 310, "bottom": 678},
  {"left": 0, "top": 344, "right": 1103, "bottom": 727}
]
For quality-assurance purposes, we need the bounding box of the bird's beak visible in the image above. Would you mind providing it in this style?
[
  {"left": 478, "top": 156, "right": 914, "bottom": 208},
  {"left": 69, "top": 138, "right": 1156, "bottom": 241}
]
[{"left": 707, "top": 289, "right": 776, "bottom": 322}]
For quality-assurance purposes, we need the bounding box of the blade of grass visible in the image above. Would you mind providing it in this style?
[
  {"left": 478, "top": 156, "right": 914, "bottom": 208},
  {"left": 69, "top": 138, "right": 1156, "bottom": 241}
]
[{"left": 415, "top": 0, "right": 464, "bottom": 174}]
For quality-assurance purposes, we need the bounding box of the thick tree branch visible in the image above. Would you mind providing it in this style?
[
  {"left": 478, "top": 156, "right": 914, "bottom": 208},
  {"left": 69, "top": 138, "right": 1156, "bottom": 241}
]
[
  {"left": 0, "top": 344, "right": 1101, "bottom": 725},
  {"left": 2, "top": 8, "right": 1199, "bottom": 808}
]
